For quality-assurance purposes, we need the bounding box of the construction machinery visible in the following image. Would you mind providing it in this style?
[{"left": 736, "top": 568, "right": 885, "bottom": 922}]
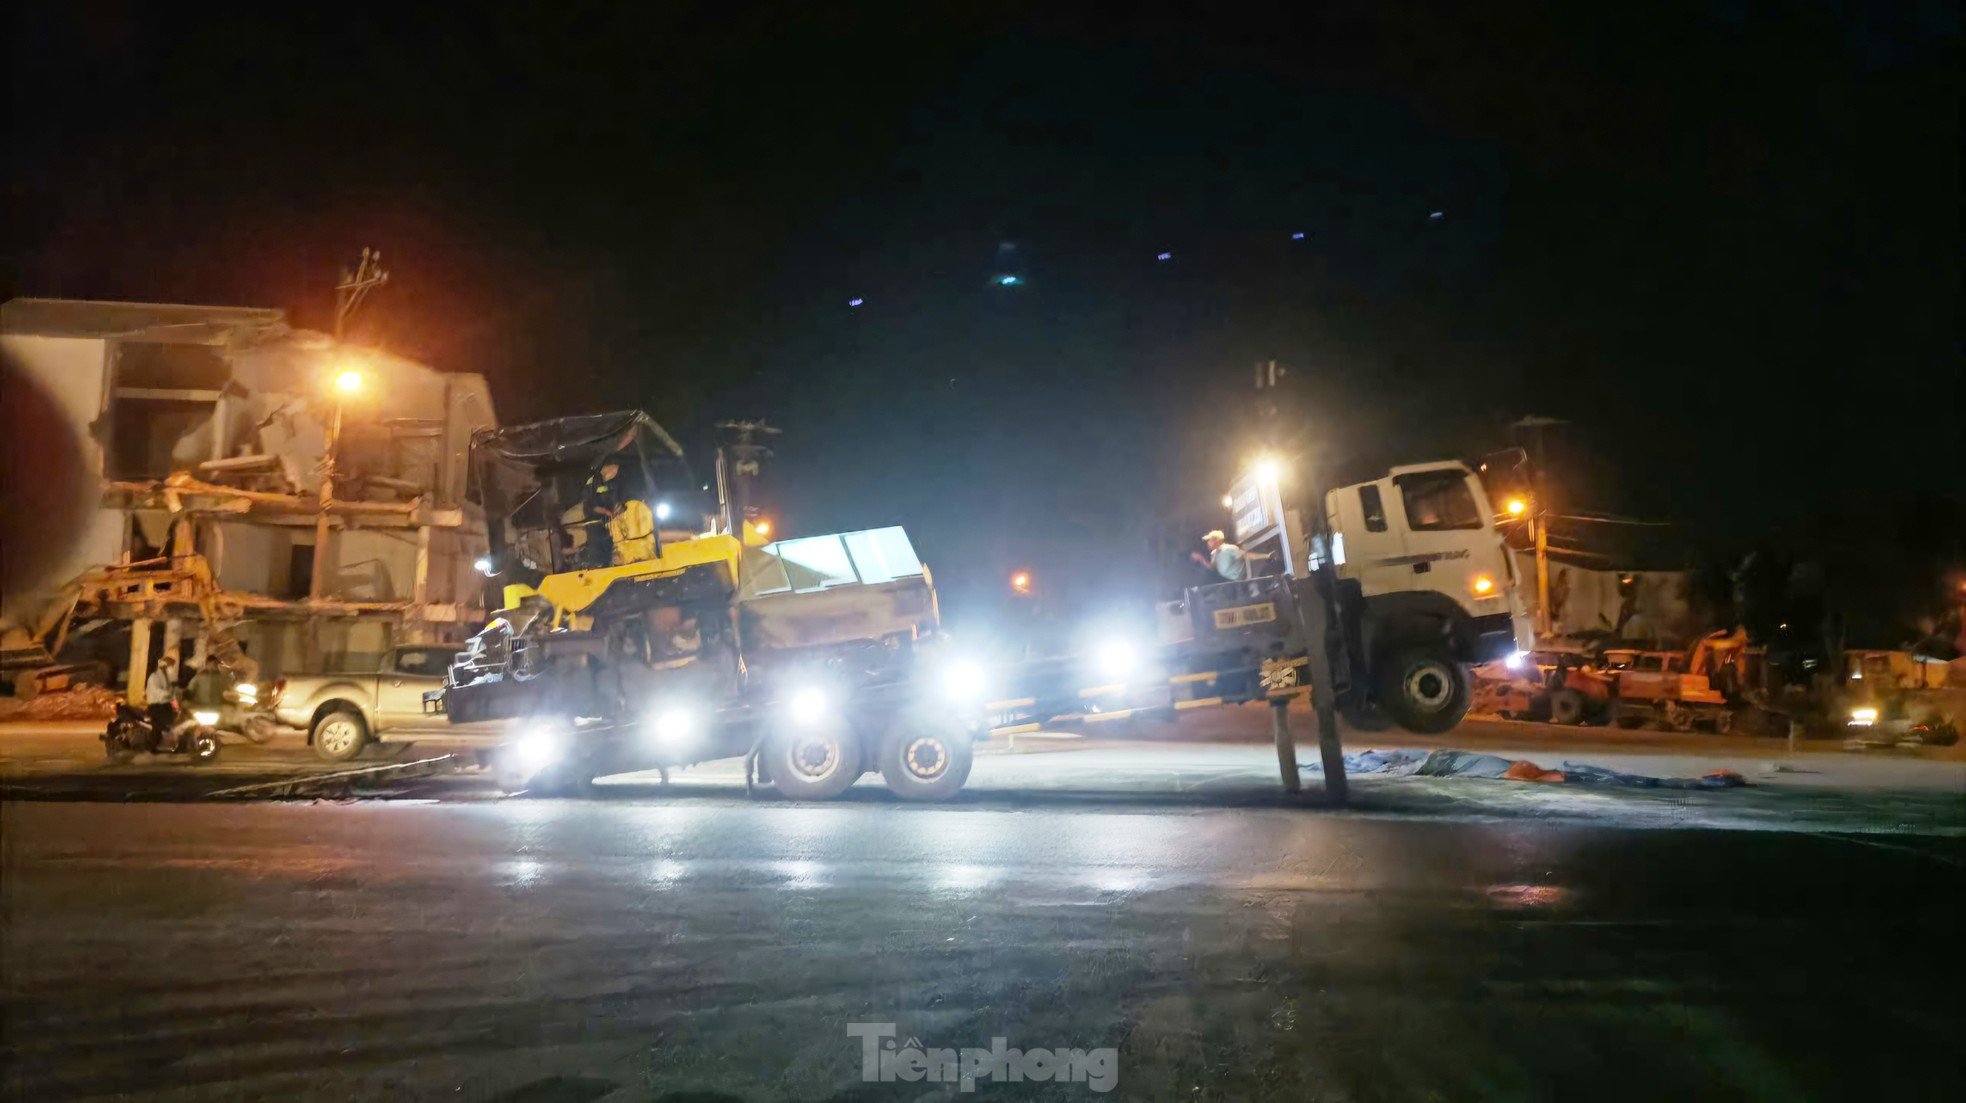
[
  {"left": 434, "top": 413, "right": 962, "bottom": 798},
  {"left": 434, "top": 412, "right": 1535, "bottom": 797}
]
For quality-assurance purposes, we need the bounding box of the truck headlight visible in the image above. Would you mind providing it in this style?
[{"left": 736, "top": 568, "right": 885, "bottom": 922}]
[
  {"left": 941, "top": 660, "right": 985, "bottom": 703},
  {"left": 1847, "top": 707, "right": 1878, "bottom": 728},
  {"left": 191, "top": 709, "right": 221, "bottom": 727},
  {"left": 786, "top": 686, "right": 830, "bottom": 724},
  {"left": 1095, "top": 640, "right": 1135, "bottom": 682},
  {"left": 512, "top": 723, "right": 565, "bottom": 768},
  {"left": 647, "top": 701, "right": 702, "bottom": 750}
]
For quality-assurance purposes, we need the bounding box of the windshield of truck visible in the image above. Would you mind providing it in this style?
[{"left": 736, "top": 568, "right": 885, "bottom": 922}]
[{"left": 1395, "top": 470, "right": 1484, "bottom": 531}]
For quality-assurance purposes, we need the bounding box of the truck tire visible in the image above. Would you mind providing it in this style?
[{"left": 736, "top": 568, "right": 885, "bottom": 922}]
[
  {"left": 311, "top": 709, "right": 369, "bottom": 762},
  {"left": 1376, "top": 646, "right": 1469, "bottom": 735},
  {"left": 877, "top": 712, "right": 974, "bottom": 801},
  {"left": 523, "top": 763, "right": 595, "bottom": 797},
  {"left": 1548, "top": 688, "right": 1587, "bottom": 726},
  {"left": 1340, "top": 699, "right": 1395, "bottom": 733},
  {"left": 767, "top": 720, "right": 861, "bottom": 801}
]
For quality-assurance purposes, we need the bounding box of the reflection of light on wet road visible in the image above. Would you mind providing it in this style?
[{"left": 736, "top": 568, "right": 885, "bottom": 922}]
[
  {"left": 934, "top": 864, "right": 998, "bottom": 893},
  {"left": 617, "top": 803, "right": 708, "bottom": 852},
  {"left": 1092, "top": 869, "right": 1150, "bottom": 894},
  {"left": 776, "top": 860, "right": 827, "bottom": 889},
  {"left": 643, "top": 859, "right": 688, "bottom": 885},
  {"left": 1485, "top": 883, "right": 1573, "bottom": 910},
  {"left": 501, "top": 858, "right": 544, "bottom": 886}
]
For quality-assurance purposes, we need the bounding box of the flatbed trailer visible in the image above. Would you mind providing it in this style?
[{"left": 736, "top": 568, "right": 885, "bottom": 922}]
[{"left": 447, "top": 638, "right": 1326, "bottom": 798}]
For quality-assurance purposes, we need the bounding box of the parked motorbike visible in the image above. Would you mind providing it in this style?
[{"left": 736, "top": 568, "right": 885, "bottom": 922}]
[{"left": 103, "top": 702, "right": 222, "bottom": 764}]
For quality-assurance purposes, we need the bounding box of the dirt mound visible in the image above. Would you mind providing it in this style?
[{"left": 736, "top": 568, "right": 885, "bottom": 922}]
[{"left": 0, "top": 685, "right": 121, "bottom": 721}]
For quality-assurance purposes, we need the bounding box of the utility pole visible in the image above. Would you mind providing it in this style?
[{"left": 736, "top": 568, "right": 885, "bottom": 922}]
[
  {"left": 1513, "top": 416, "right": 1565, "bottom": 639},
  {"left": 1251, "top": 358, "right": 1344, "bottom": 801},
  {"left": 334, "top": 248, "right": 389, "bottom": 341},
  {"left": 310, "top": 250, "right": 389, "bottom": 605}
]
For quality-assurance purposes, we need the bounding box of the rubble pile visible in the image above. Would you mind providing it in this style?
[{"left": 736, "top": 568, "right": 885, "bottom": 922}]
[{"left": 0, "top": 685, "right": 121, "bottom": 721}]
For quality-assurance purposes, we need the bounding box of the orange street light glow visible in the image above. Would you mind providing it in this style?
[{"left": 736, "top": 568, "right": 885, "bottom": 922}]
[
  {"left": 333, "top": 369, "right": 365, "bottom": 395},
  {"left": 1506, "top": 498, "right": 1528, "bottom": 516}
]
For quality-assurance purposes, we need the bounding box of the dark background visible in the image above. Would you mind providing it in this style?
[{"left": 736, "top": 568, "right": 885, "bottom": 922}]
[{"left": 8, "top": 2, "right": 1960, "bottom": 641}]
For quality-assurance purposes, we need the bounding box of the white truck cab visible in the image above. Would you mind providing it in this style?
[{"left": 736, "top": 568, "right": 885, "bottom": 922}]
[
  {"left": 1326, "top": 462, "right": 1534, "bottom": 664},
  {"left": 1213, "top": 458, "right": 1533, "bottom": 732}
]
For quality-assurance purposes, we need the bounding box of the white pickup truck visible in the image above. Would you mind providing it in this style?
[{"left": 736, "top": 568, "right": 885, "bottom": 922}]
[{"left": 274, "top": 645, "right": 507, "bottom": 761}]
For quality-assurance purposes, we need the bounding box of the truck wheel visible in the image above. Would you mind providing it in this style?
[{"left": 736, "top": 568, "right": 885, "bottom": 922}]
[
  {"left": 767, "top": 721, "right": 861, "bottom": 801},
  {"left": 311, "top": 709, "right": 369, "bottom": 762},
  {"left": 1376, "top": 646, "right": 1469, "bottom": 735},
  {"left": 524, "top": 763, "right": 595, "bottom": 797},
  {"left": 1548, "top": 688, "right": 1587, "bottom": 726},
  {"left": 1340, "top": 699, "right": 1395, "bottom": 733},
  {"left": 877, "top": 714, "right": 974, "bottom": 801}
]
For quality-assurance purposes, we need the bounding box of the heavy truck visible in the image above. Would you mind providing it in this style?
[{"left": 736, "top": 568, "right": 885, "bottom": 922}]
[{"left": 432, "top": 411, "right": 1533, "bottom": 797}]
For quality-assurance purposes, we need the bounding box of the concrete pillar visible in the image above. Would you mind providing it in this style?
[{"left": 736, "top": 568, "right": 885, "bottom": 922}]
[
  {"left": 412, "top": 525, "right": 433, "bottom": 609},
  {"left": 126, "top": 619, "right": 154, "bottom": 705},
  {"left": 190, "top": 626, "right": 210, "bottom": 669},
  {"left": 161, "top": 619, "right": 185, "bottom": 671}
]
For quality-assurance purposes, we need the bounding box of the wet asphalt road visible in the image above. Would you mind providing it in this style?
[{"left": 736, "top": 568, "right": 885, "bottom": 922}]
[{"left": 4, "top": 791, "right": 1962, "bottom": 1100}]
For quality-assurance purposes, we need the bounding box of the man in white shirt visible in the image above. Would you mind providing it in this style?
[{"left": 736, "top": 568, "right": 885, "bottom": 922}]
[
  {"left": 144, "top": 654, "right": 179, "bottom": 737},
  {"left": 1193, "top": 530, "right": 1251, "bottom": 581}
]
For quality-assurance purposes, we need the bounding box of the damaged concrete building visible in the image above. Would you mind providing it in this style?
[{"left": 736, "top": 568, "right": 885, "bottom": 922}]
[{"left": 0, "top": 297, "right": 497, "bottom": 698}]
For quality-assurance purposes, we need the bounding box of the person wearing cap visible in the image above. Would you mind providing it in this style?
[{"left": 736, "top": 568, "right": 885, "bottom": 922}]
[
  {"left": 144, "top": 654, "right": 180, "bottom": 742},
  {"left": 1192, "top": 530, "right": 1252, "bottom": 581},
  {"left": 580, "top": 461, "right": 624, "bottom": 568}
]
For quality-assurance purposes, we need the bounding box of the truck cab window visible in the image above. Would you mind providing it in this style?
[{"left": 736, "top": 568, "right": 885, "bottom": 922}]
[
  {"left": 1359, "top": 485, "right": 1387, "bottom": 533},
  {"left": 391, "top": 647, "right": 453, "bottom": 675},
  {"left": 1395, "top": 471, "right": 1483, "bottom": 531}
]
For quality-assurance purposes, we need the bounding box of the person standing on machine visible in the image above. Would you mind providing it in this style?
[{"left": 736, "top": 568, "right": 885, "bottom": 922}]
[{"left": 581, "top": 461, "right": 624, "bottom": 568}]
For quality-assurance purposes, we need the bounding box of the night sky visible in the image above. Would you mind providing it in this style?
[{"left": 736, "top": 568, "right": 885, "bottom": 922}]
[{"left": 9, "top": 3, "right": 1961, "bottom": 639}]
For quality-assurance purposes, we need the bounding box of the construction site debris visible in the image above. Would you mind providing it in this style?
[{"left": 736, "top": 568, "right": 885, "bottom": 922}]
[
  {"left": 0, "top": 685, "right": 121, "bottom": 721},
  {"left": 1306, "top": 747, "right": 1749, "bottom": 788}
]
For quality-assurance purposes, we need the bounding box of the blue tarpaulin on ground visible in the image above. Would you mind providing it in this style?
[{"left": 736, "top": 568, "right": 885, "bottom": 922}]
[{"left": 1305, "top": 749, "right": 1748, "bottom": 788}]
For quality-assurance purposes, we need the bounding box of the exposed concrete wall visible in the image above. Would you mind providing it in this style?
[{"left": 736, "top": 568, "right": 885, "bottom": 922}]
[
  {"left": 0, "top": 335, "right": 120, "bottom": 635},
  {"left": 209, "top": 522, "right": 300, "bottom": 597},
  {"left": 330, "top": 529, "right": 417, "bottom": 602},
  {"left": 1515, "top": 549, "right": 1697, "bottom": 644}
]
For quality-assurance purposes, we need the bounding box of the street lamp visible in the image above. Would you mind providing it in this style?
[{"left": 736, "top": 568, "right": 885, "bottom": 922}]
[
  {"left": 1506, "top": 497, "right": 1528, "bottom": 517},
  {"left": 1221, "top": 493, "right": 1235, "bottom": 510},
  {"left": 1251, "top": 455, "right": 1282, "bottom": 486},
  {"left": 1010, "top": 570, "right": 1033, "bottom": 596},
  {"left": 333, "top": 368, "right": 365, "bottom": 395}
]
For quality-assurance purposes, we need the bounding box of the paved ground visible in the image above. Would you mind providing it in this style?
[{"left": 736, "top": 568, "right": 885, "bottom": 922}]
[{"left": 3, "top": 710, "right": 1962, "bottom": 1099}]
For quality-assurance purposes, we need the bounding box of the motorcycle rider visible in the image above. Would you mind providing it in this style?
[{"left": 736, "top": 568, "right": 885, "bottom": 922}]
[{"left": 144, "top": 654, "right": 179, "bottom": 751}]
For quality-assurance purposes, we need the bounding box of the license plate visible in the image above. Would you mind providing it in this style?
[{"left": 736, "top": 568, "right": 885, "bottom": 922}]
[{"left": 1213, "top": 602, "right": 1276, "bottom": 629}]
